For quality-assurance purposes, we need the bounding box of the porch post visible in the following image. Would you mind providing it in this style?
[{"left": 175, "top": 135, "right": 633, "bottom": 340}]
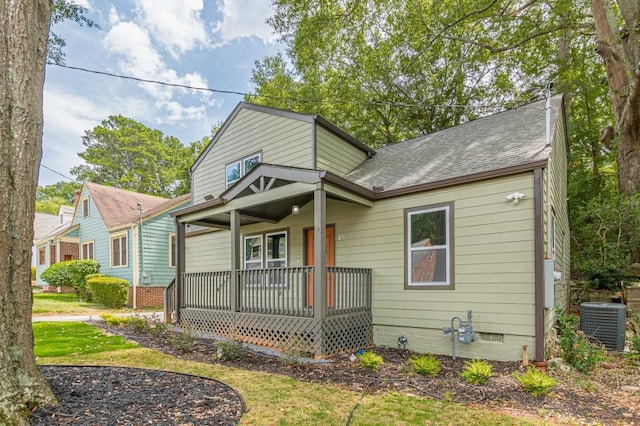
[
  {"left": 313, "top": 184, "right": 327, "bottom": 320},
  {"left": 230, "top": 209, "right": 240, "bottom": 312},
  {"left": 175, "top": 219, "right": 186, "bottom": 323}
]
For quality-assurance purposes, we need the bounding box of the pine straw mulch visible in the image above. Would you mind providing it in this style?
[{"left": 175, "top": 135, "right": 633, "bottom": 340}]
[{"left": 34, "top": 322, "right": 640, "bottom": 425}]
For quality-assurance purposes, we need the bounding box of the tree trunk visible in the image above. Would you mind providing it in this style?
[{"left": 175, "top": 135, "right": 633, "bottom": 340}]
[
  {"left": 591, "top": 0, "right": 640, "bottom": 195},
  {"left": 0, "top": 1, "right": 55, "bottom": 424}
]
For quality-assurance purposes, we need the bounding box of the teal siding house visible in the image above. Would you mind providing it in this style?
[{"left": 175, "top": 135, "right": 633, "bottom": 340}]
[{"left": 35, "top": 182, "right": 190, "bottom": 308}]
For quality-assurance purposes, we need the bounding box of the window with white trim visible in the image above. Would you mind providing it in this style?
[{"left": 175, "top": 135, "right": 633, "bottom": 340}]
[
  {"left": 243, "top": 230, "right": 288, "bottom": 286},
  {"left": 38, "top": 247, "right": 46, "bottom": 265},
  {"left": 111, "top": 234, "right": 127, "bottom": 267},
  {"left": 81, "top": 241, "right": 94, "bottom": 260},
  {"left": 225, "top": 152, "right": 261, "bottom": 187},
  {"left": 82, "top": 198, "right": 89, "bottom": 217},
  {"left": 406, "top": 203, "right": 453, "bottom": 288},
  {"left": 266, "top": 231, "right": 288, "bottom": 286}
]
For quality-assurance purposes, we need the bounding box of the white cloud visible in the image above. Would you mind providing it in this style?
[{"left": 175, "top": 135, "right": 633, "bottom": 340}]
[
  {"left": 214, "top": 0, "right": 276, "bottom": 45},
  {"left": 108, "top": 5, "right": 121, "bottom": 25},
  {"left": 70, "top": 0, "right": 92, "bottom": 9},
  {"left": 135, "top": 0, "right": 209, "bottom": 59}
]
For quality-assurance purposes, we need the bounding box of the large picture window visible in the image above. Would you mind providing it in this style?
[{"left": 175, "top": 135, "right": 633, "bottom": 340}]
[
  {"left": 225, "top": 152, "right": 261, "bottom": 187},
  {"left": 81, "top": 241, "right": 94, "bottom": 260},
  {"left": 111, "top": 234, "right": 127, "bottom": 267},
  {"left": 405, "top": 203, "right": 453, "bottom": 289}
]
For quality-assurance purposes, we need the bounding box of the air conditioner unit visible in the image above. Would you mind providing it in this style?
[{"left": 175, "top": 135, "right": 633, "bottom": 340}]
[{"left": 580, "top": 302, "right": 626, "bottom": 351}]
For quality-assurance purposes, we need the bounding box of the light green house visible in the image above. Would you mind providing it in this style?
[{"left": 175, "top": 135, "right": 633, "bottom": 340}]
[{"left": 168, "top": 94, "right": 569, "bottom": 362}]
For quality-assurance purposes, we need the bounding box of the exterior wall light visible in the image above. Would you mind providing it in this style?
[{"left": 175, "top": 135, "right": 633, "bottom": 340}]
[
  {"left": 506, "top": 191, "right": 526, "bottom": 204},
  {"left": 291, "top": 204, "right": 300, "bottom": 215}
]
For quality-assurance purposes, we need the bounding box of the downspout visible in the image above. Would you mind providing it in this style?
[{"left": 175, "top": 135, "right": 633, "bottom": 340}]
[
  {"left": 534, "top": 168, "right": 545, "bottom": 362},
  {"left": 131, "top": 223, "right": 138, "bottom": 309}
]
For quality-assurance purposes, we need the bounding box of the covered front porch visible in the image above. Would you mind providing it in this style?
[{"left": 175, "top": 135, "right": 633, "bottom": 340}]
[{"left": 166, "top": 164, "right": 375, "bottom": 356}]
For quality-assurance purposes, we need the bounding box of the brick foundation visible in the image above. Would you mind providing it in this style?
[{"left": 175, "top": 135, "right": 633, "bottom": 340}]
[{"left": 127, "top": 286, "right": 165, "bottom": 309}]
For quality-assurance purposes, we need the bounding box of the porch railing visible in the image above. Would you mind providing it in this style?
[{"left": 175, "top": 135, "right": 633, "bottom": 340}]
[
  {"left": 164, "top": 278, "right": 176, "bottom": 323},
  {"left": 178, "top": 266, "right": 371, "bottom": 318}
]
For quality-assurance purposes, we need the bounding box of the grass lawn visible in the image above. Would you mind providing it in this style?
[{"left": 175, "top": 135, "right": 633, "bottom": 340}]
[
  {"left": 32, "top": 292, "right": 109, "bottom": 315},
  {"left": 33, "top": 322, "right": 549, "bottom": 425}
]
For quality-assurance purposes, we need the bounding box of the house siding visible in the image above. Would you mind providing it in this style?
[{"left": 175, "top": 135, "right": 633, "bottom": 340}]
[
  {"left": 191, "top": 108, "right": 313, "bottom": 204},
  {"left": 543, "top": 107, "right": 570, "bottom": 336},
  {"left": 315, "top": 125, "right": 368, "bottom": 176},
  {"left": 183, "top": 173, "right": 536, "bottom": 360}
]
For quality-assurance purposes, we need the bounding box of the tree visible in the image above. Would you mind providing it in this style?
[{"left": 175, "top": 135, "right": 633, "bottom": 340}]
[
  {"left": 0, "top": 0, "right": 56, "bottom": 424},
  {"left": 35, "top": 181, "right": 80, "bottom": 213},
  {"left": 71, "top": 116, "right": 200, "bottom": 198}
]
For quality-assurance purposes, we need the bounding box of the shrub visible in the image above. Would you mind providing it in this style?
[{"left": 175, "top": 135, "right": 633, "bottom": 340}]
[
  {"left": 215, "top": 340, "right": 245, "bottom": 361},
  {"left": 41, "top": 260, "right": 100, "bottom": 300},
  {"left": 460, "top": 359, "right": 494, "bottom": 385},
  {"left": 358, "top": 351, "right": 384, "bottom": 371},
  {"left": 409, "top": 354, "right": 441, "bottom": 376},
  {"left": 169, "top": 329, "right": 196, "bottom": 352},
  {"left": 556, "top": 309, "right": 607, "bottom": 373},
  {"left": 86, "top": 276, "right": 129, "bottom": 308},
  {"left": 31, "top": 266, "right": 36, "bottom": 282},
  {"left": 513, "top": 367, "right": 557, "bottom": 397},
  {"left": 100, "top": 313, "right": 130, "bottom": 327}
]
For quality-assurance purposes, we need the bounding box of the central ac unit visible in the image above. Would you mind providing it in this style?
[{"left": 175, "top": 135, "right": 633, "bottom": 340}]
[{"left": 580, "top": 302, "right": 626, "bottom": 351}]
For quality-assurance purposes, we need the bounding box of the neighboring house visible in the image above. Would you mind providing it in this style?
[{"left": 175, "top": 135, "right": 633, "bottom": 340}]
[
  {"left": 33, "top": 206, "right": 74, "bottom": 269},
  {"left": 168, "top": 94, "right": 569, "bottom": 362},
  {"left": 35, "top": 182, "right": 190, "bottom": 308}
]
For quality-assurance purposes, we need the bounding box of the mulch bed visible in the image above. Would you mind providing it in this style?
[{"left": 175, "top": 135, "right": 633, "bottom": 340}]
[{"left": 32, "top": 322, "right": 640, "bottom": 425}]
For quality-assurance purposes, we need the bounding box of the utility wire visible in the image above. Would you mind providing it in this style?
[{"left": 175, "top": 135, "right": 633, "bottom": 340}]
[
  {"left": 46, "top": 61, "right": 506, "bottom": 111},
  {"left": 40, "top": 163, "right": 78, "bottom": 182}
]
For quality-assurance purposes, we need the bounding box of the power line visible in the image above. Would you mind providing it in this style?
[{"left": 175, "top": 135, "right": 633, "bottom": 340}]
[
  {"left": 40, "top": 163, "right": 78, "bottom": 182},
  {"left": 46, "top": 61, "right": 506, "bottom": 110}
]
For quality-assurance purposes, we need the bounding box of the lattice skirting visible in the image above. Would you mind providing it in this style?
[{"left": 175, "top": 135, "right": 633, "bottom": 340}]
[{"left": 179, "top": 308, "right": 372, "bottom": 356}]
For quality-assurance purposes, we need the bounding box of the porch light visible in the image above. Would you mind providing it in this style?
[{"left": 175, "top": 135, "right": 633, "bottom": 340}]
[{"left": 291, "top": 204, "right": 300, "bottom": 215}]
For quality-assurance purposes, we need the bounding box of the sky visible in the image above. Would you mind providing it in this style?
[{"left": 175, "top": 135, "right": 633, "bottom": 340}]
[{"left": 40, "top": 0, "right": 282, "bottom": 187}]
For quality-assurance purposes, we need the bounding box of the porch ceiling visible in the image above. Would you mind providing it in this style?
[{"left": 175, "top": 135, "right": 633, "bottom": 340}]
[{"left": 176, "top": 164, "right": 374, "bottom": 228}]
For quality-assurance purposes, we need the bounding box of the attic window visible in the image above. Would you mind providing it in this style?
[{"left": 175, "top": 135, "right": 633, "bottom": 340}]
[
  {"left": 225, "top": 152, "right": 261, "bottom": 188},
  {"left": 82, "top": 198, "right": 89, "bottom": 217}
]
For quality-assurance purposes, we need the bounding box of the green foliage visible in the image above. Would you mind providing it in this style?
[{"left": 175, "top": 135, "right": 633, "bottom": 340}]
[
  {"left": 49, "top": 0, "right": 99, "bottom": 64},
  {"left": 556, "top": 309, "right": 607, "bottom": 373},
  {"left": 36, "top": 181, "right": 80, "bottom": 205},
  {"left": 100, "top": 313, "right": 131, "bottom": 327},
  {"left": 630, "top": 313, "right": 640, "bottom": 354},
  {"left": 70, "top": 115, "right": 209, "bottom": 198},
  {"left": 86, "top": 276, "right": 129, "bottom": 308},
  {"left": 409, "top": 354, "right": 441, "bottom": 377},
  {"left": 169, "top": 329, "right": 197, "bottom": 352},
  {"left": 215, "top": 340, "right": 245, "bottom": 361},
  {"left": 40, "top": 261, "right": 72, "bottom": 288},
  {"left": 358, "top": 350, "right": 384, "bottom": 371},
  {"left": 571, "top": 194, "right": 640, "bottom": 290},
  {"left": 513, "top": 368, "right": 557, "bottom": 397},
  {"left": 460, "top": 359, "right": 494, "bottom": 385},
  {"left": 632, "top": 335, "right": 640, "bottom": 355},
  {"left": 41, "top": 260, "right": 101, "bottom": 300},
  {"left": 31, "top": 266, "right": 36, "bottom": 282}
]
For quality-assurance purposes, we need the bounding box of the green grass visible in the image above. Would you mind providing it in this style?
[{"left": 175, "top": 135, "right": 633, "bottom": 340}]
[
  {"left": 32, "top": 292, "right": 107, "bottom": 315},
  {"left": 33, "top": 322, "right": 138, "bottom": 357},
  {"left": 34, "top": 322, "right": 553, "bottom": 425}
]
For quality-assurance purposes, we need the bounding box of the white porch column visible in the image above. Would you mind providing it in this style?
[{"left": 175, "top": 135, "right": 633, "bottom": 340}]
[
  {"left": 313, "top": 184, "right": 327, "bottom": 320},
  {"left": 230, "top": 209, "right": 240, "bottom": 312}
]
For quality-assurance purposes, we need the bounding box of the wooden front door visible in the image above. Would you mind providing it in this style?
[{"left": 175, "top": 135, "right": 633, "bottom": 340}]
[{"left": 305, "top": 226, "right": 335, "bottom": 307}]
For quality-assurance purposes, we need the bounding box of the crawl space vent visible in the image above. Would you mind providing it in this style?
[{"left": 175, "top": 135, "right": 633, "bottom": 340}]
[{"left": 580, "top": 302, "right": 626, "bottom": 350}]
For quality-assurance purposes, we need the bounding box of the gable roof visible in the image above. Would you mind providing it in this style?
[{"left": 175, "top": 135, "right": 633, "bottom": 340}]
[
  {"left": 190, "top": 101, "right": 376, "bottom": 173},
  {"left": 34, "top": 213, "right": 62, "bottom": 240},
  {"left": 346, "top": 95, "right": 563, "bottom": 194},
  {"left": 82, "top": 182, "right": 190, "bottom": 229}
]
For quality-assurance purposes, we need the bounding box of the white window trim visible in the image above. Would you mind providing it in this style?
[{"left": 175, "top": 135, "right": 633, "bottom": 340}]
[
  {"left": 110, "top": 233, "right": 128, "bottom": 268},
  {"left": 81, "top": 197, "right": 90, "bottom": 218},
  {"left": 266, "top": 230, "right": 288, "bottom": 287},
  {"left": 81, "top": 241, "right": 94, "bottom": 260},
  {"left": 225, "top": 152, "right": 261, "bottom": 188},
  {"left": 406, "top": 204, "right": 452, "bottom": 288},
  {"left": 168, "top": 233, "right": 176, "bottom": 268}
]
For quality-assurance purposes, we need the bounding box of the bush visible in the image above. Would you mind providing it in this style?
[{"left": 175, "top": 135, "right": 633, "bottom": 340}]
[
  {"left": 409, "top": 354, "right": 441, "bottom": 376},
  {"left": 513, "top": 367, "right": 557, "bottom": 397},
  {"left": 556, "top": 309, "right": 607, "bottom": 373},
  {"left": 31, "top": 266, "right": 36, "bottom": 282},
  {"left": 215, "top": 340, "right": 245, "bottom": 361},
  {"left": 41, "top": 260, "right": 100, "bottom": 300},
  {"left": 100, "top": 313, "right": 131, "bottom": 327},
  {"left": 86, "top": 276, "right": 129, "bottom": 308},
  {"left": 357, "top": 351, "right": 384, "bottom": 371},
  {"left": 460, "top": 359, "right": 494, "bottom": 385},
  {"left": 169, "top": 330, "right": 196, "bottom": 352}
]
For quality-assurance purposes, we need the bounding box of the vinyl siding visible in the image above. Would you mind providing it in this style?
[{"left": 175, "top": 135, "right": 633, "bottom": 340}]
[
  {"left": 315, "top": 125, "right": 368, "bottom": 176},
  {"left": 184, "top": 172, "right": 537, "bottom": 360},
  {"left": 191, "top": 108, "right": 313, "bottom": 204},
  {"left": 543, "top": 107, "right": 570, "bottom": 334},
  {"left": 137, "top": 210, "right": 181, "bottom": 287}
]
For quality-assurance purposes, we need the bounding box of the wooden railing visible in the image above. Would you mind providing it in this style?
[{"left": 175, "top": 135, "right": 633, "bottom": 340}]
[
  {"left": 178, "top": 266, "right": 371, "bottom": 318},
  {"left": 181, "top": 271, "right": 231, "bottom": 310}
]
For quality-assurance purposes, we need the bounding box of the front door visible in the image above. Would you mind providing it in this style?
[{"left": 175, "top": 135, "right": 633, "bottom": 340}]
[{"left": 305, "top": 226, "right": 335, "bottom": 307}]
